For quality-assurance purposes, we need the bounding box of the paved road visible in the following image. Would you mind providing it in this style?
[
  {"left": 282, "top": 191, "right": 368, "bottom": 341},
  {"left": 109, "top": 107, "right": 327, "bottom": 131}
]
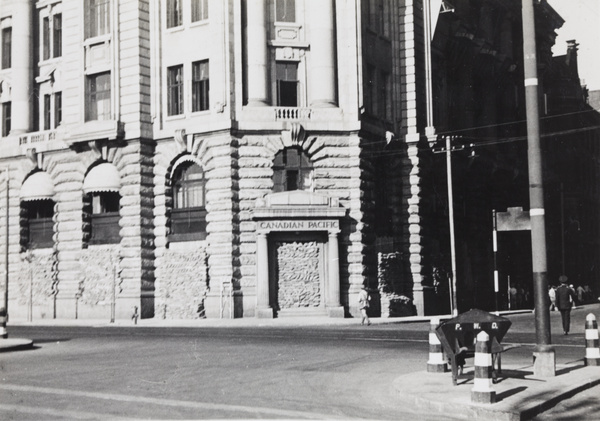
[
  {"left": 1, "top": 324, "right": 437, "bottom": 420},
  {"left": 1, "top": 304, "right": 598, "bottom": 420}
]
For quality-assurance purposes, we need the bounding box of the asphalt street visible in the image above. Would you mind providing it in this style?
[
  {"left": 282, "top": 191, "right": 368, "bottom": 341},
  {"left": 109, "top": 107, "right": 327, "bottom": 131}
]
[{"left": 1, "top": 304, "right": 599, "bottom": 420}]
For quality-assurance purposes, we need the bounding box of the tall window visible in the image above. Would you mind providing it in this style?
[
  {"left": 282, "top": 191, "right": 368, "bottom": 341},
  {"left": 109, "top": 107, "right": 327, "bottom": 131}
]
[
  {"left": 191, "top": 0, "right": 208, "bottom": 22},
  {"left": 167, "top": 0, "right": 183, "bottom": 28},
  {"left": 2, "top": 102, "right": 10, "bottom": 137},
  {"left": 87, "top": 0, "right": 110, "bottom": 38},
  {"left": 170, "top": 161, "right": 207, "bottom": 241},
  {"left": 192, "top": 60, "right": 209, "bottom": 112},
  {"left": 167, "top": 65, "right": 184, "bottom": 116},
  {"left": 276, "top": 62, "right": 298, "bottom": 107},
  {"left": 43, "top": 17, "right": 50, "bottom": 60},
  {"left": 40, "top": 11, "right": 62, "bottom": 61},
  {"left": 54, "top": 92, "right": 62, "bottom": 128},
  {"left": 379, "top": 71, "right": 390, "bottom": 120},
  {"left": 364, "top": 64, "right": 375, "bottom": 114},
  {"left": 1, "top": 27, "right": 11, "bottom": 69},
  {"left": 53, "top": 14, "right": 62, "bottom": 58},
  {"left": 273, "top": 148, "right": 313, "bottom": 192},
  {"left": 44, "top": 94, "right": 51, "bottom": 130},
  {"left": 275, "top": 0, "right": 295, "bottom": 22},
  {"left": 86, "top": 72, "right": 111, "bottom": 121}
]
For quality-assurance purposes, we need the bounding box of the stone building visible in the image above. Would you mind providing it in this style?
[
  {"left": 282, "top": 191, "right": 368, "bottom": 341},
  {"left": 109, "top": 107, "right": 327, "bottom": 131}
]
[
  {"left": 1, "top": 0, "right": 593, "bottom": 322},
  {"left": 0, "top": 0, "right": 433, "bottom": 321}
]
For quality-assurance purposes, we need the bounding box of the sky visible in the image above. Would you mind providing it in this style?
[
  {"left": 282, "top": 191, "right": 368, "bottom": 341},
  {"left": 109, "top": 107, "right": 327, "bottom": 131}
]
[{"left": 547, "top": 0, "right": 600, "bottom": 90}]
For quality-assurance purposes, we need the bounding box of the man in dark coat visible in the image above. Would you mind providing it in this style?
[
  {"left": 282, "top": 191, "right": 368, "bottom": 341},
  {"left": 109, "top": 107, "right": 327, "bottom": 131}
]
[{"left": 555, "top": 275, "right": 577, "bottom": 335}]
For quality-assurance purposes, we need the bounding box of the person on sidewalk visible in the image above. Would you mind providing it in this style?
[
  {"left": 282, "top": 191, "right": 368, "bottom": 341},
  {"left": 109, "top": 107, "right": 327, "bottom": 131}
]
[
  {"left": 548, "top": 285, "right": 556, "bottom": 311},
  {"left": 555, "top": 275, "right": 577, "bottom": 335},
  {"left": 358, "top": 287, "right": 371, "bottom": 326}
]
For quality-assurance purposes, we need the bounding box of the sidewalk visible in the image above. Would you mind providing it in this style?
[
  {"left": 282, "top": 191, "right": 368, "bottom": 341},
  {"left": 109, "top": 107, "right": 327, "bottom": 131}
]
[{"left": 394, "top": 363, "right": 600, "bottom": 421}]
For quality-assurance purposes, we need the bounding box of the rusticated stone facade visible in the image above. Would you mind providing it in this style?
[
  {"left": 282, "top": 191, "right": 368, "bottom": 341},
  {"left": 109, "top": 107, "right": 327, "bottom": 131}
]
[{"left": 155, "top": 242, "right": 208, "bottom": 319}]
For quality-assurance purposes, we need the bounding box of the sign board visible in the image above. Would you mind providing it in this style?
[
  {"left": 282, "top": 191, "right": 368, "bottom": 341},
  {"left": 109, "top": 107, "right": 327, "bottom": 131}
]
[
  {"left": 435, "top": 308, "right": 512, "bottom": 355},
  {"left": 257, "top": 219, "right": 339, "bottom": 232},
  {"left": 496, "top": 207, "right": 531, "bottom": 231}
]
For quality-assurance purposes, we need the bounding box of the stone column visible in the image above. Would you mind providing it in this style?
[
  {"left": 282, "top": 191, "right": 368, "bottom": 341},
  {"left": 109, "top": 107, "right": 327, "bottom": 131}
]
[
  {"left": 308, "top": 0, "right": 336, "bottom": 107},
  {"left": 406, "top": 134, "right": 426, "bottom": 316},
  {"left": 326, "top": 230, "right": 344, "bottom": 317},
  {"left": 246, "top": 0, "right": 269, "bottom": 106},
  {"left": 255, "top": 232, "right": 273, "bottom": 318},
  {"left": 10, "top": 0, "right": 32, "bottom": 134}
]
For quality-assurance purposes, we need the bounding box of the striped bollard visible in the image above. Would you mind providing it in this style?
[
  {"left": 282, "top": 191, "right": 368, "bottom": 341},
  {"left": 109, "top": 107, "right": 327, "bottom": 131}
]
[
  {"left": 471, "top": 331, "right": 496, "bottom": 404},
  {"left": 427, "top": 318, "right": 447, "bottom": 372},
  {"left": 585, "top": 313, "right": 600, "bottom": 366}
]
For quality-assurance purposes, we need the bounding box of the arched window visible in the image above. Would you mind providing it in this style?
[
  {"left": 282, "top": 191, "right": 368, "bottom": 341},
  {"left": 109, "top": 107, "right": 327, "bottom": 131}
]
[
  {"left": 82, "top": 163, "right": 122, "bottom": 245},
  {"left": 272, "top": 147, "right": 313, "bottom": 192},
  {"left": 20, "top": 171, "right": 55, "bottom": 250},
  {"left": 170, "top": 161, "right": 207, "bottom": 241}
]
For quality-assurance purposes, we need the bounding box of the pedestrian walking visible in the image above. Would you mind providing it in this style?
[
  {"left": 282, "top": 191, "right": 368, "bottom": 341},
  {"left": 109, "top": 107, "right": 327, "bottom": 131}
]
[
  {"left": 548, "top": 285, "right": 556, "bottom": 311},
  {"left": 576, "top": 285, "right": 585, "bottom": 303},
  {"left": 555, "top": 275, "right": 577, "bottom": 335},
  {"left": 358, "top": 287, "right": 371, "bottom": 326}
]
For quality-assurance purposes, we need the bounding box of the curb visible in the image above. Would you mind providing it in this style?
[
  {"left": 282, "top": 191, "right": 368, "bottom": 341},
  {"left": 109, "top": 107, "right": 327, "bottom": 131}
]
[
  {"left": 0, "top": 338, "right": 34, "bottom": 353},
  {"left": 393, "top": 365, "right": 600, "bottom": 421}
]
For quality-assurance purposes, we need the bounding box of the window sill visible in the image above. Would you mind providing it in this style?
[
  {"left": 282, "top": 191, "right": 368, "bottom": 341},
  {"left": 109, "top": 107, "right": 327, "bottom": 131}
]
[
  {"left": 165, "top": 25, "right": 185, "bottom": 33},
  {"left": 190, "top": 20, "right": 209, "bottom": 29}
]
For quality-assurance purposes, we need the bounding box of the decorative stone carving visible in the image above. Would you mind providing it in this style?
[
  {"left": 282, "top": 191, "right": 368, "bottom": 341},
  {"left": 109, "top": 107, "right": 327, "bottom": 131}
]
[{"left": 276, "top": 241, "right": 321, "bottom": 309}]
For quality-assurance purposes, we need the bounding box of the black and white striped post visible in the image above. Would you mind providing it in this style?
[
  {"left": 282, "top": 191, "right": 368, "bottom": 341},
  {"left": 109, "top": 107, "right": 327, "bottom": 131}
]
[
  {"left": 585, "top": 313, "right": 600, "bottom": 366},
  {"left": 493, "top": 210, "right": 499, "bottom": 313},
  {"left": 471, "top": 331, "right": 496, "bottom": 404},
  {"left": 427, "top": 318, "right": 447, "bottom": 372}
]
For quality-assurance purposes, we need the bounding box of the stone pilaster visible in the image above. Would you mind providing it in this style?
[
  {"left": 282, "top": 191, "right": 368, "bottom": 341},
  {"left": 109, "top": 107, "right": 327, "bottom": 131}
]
[
  {"left": 246, "top": 0, "right": 268, "bottom": 106},
  {"left": 9, "top": 0, "right": 32, "bottom": 134},
  {"left": 404, "top": 133, "right": 426, "bottom": 315},
  {"left": 203, "top": 135, "right": 238, "bottom": 318},
  {"left": 308, "top": 0, "right": 336, "bottom": 107},
  {"left": 49, "top": 157, "right": 85, "bottom": 319},
  {"left": 115, "top": 139, "right": 155, "bottom": 319}
]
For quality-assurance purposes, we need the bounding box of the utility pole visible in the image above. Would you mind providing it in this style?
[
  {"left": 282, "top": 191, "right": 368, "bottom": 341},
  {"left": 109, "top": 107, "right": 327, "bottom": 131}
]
[
  {"left": 0, "top": 168, "right": 8, "bottom": 339},
  {"left": 521, "top": 0, "right": 555, "bottom": 377}
]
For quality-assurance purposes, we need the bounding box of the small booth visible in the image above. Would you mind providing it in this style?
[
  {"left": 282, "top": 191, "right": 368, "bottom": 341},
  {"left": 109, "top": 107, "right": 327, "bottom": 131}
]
[{"left": 252, "top": 191, "right": 347, "bottom": 318}]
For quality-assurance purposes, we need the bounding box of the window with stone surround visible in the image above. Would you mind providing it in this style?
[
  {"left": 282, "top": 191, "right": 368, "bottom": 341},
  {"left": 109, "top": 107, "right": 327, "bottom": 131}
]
[
  {"left": 54, "top": 92, "right": 62, "bottom": 128},
  {"left": 42, "top": 11, "right": 62, "bottom": 61},
  {"left": 167, "top": 0, "right": 183, "bottom": 28},
  {"left": 43, "top": 92, "right": 62, "bottom": 130},
  {"left": 191, "top": 0, "right": 208, "bottom": 22},
  {"left": 364, "top": 64, "right": 375, "bottom": 114},
  {"left": 1, "top": 26, "right": 11, "bottom": 69},
  {"left": 85, "top": 72, "right": 111, "bottom": 121},
  {"left": 276, "top": 62, "right": 299, "bottom": 107},
  {"left": 192, "top": 60, "right": 209, "bottom": 112},
  {"left": 21, "top": 199, "right": 54, "bottom": 250},
  {"left": 275, "top": 0, "right": 295, "bottom": 22},
  {"left": 83, "top": 191, "right": 121, "bottom": 245},
  {"left": 379, "top": 70, "right": 390, "bottom": 121},
  {"left": 86, "top": 0, "right": 110, "bottom": 39},
  {"left": 2, "top": 102, "right": 10, "bottom": 137},
  {"left": 169, "top": 161, "right": 207, "bottom": 242},
  {"left": 272, "top": 147, "right": 313, "bottom": 192},
  {"left": 167, "top": 65, "right": 184, "bottom": 116},
  {"left": 44, "top": 94, "right": 51, "bottom": 130}
]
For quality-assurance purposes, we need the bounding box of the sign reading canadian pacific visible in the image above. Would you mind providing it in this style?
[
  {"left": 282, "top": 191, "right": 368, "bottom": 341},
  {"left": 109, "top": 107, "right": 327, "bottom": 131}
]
[{"left": 257, "top": 220, "right": 339, "bottom": 231}]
